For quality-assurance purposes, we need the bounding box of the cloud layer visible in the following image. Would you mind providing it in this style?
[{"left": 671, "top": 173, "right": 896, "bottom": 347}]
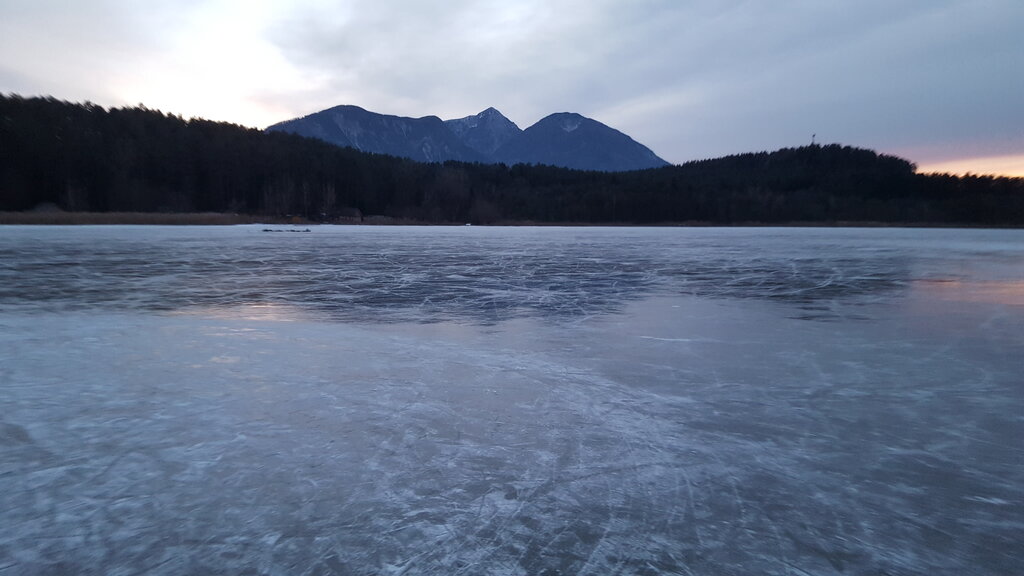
[{"left": 1, "top": 0, "right": 1021, "bottom": 172}]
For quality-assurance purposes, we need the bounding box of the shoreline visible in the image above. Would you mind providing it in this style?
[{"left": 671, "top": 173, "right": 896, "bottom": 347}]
[{"left": 0, "top": 211, "right": 1021, "bottom": 229}]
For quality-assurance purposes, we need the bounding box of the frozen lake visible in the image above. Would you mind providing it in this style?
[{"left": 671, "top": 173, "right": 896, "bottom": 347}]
[{"left": 1, "top": 225, "right": 1022, "bottom": 575}]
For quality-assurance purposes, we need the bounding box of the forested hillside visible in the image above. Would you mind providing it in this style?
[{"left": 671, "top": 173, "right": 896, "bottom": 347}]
[{"left": 2, "top": 95, "right": 1022, "bottom": 225}]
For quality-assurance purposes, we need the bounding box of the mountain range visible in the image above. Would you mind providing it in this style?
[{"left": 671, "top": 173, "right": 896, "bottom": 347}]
[{"left": 266, "top": 106, "right": 669, "bottom": 172}]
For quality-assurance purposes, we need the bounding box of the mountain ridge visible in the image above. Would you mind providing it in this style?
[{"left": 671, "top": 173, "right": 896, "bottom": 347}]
[
  {"left": 268, "top": 105, "right": 485, "bottom": 163},
  {"left": 493, "top": 112, "right": 669, "bottom": 172},
  {"left": 267, "top": 105, "right": 669, "bottom": 171}
]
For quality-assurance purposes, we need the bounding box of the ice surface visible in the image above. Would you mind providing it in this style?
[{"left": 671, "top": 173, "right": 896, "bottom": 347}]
[{"left": 1, "top": 226, "right": 1022, "bottom": 574}]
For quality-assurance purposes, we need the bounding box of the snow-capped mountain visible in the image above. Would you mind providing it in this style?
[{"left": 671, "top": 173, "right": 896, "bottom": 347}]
[{"left": 267, "top": 106, "right": 669, "bottom": 171}]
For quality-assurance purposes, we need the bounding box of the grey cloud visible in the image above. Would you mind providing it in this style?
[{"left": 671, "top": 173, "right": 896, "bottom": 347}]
[
  {"left": 266, "top": 0, "right": 603, "bottom": 121},
  {"left": 3, "top": 0, "right": 1020, "bottom": 167},
  {"left": 0, "top": 0, "right": 205, "bottom": 105},
  {"left": 266, "top": 0, "right": 1022, "bottom": 164},
  {"left": 589, "top": 1, "right": 1024, "bottom": 162}
]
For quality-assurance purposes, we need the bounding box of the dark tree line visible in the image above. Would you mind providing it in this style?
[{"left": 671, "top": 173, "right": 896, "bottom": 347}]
[{"left": 2, "top": 94, "right": 1022, "bottom": 225}]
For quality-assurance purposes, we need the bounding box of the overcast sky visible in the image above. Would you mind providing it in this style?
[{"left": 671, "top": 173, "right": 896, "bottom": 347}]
[{"left": 1, "top": 0, "right": 1021, "bottom": 174}]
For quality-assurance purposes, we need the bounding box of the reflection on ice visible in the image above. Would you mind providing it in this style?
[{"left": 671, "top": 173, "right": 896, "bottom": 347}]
[
  {"left": 177, "top": 302, "right": 313, "bottom": 322},
  {"left": 1, "top": 226, "right": 1022, "bottom": 575},
  {"left": 0, "top": 225, "right": 926, "bottom": 323},
  {"left": 914, "top": 278, "right": 1024, "bottom": 306}
]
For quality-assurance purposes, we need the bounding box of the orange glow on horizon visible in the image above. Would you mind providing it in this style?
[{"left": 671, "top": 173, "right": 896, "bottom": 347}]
[{"left": 916, "top": 154, "right": 1024, "bottom": 178}]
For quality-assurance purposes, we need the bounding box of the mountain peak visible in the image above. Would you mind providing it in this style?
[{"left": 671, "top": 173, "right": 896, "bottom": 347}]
[
  {"left": 494, "top": 112, "right": 669, "bottom": 171},
  {"left": 545, "top": 112, "right": 585, "bottom": 133},
  {"left": 267, "top": 106, "right": 484, "bottom": 163},
  {"left": 444, "top": 108, "right": 521, "bottom": 157}
]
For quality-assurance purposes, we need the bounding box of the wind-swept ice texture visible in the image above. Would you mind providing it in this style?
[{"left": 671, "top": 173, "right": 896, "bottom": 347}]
[{"left": 1, "top": 226, "right": 1022, "bottom": 575}]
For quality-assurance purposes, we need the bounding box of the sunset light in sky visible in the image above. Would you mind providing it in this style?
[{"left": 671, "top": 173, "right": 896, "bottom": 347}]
[{"left": 917, "top": 154, "right": 1024, "bottom": 178}]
